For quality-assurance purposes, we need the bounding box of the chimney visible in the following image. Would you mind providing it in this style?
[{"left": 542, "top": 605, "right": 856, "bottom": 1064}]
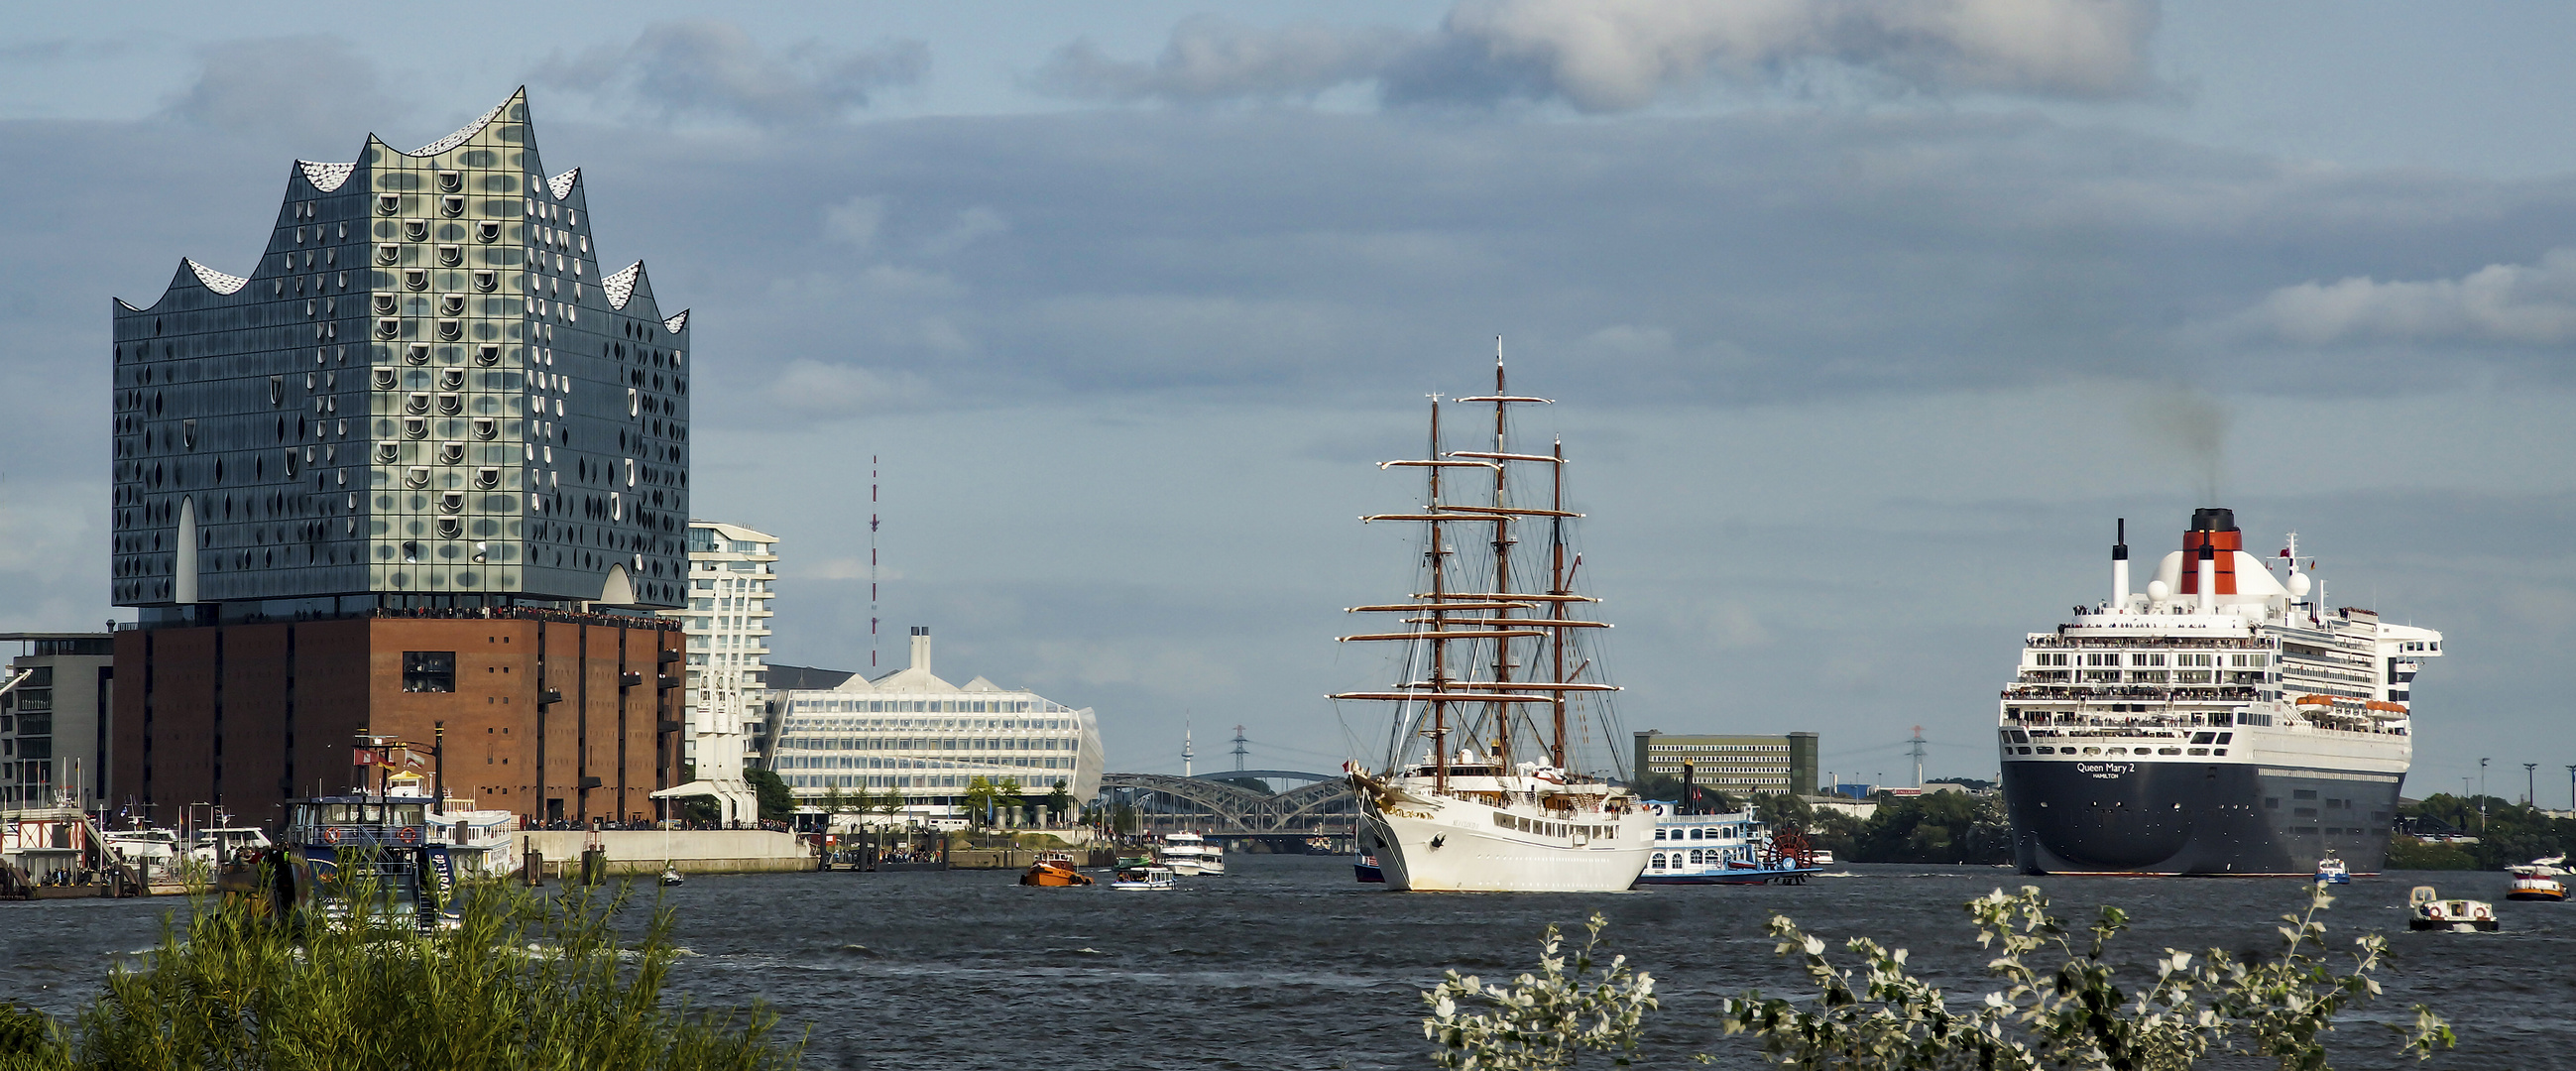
[
  {"left": 908, "top": 626, "right": 931, "bottom": 674},
  {"left": 2111, "top": 518, "right": 2129, "bottom": 609}
]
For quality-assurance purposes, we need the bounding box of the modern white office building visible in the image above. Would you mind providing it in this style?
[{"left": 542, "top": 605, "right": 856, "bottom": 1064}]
[
  {"left": 651, "top": 521, "right": 774, "bottom": 822},
  {"left": 769, "top": 627, "right": 1104, "bottom": 814}
]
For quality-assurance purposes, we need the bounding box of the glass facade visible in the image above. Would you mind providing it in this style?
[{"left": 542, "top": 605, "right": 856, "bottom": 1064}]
[{"left": 109, "top": 90, "right": 688, "bottom": 611}]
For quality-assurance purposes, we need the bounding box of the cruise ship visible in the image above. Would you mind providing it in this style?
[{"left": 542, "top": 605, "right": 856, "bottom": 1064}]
[{"left": 1999, "top": 509, "right": 2442, "bottom": 876}]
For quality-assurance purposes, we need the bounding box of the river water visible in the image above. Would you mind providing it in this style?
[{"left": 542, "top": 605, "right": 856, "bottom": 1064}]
[{"left": 3, "top": 857, "right": 2556, "bottom": 1068}]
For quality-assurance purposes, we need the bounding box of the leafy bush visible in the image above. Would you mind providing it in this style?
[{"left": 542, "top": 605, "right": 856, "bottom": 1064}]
[
  {"left": 1421, "top": 914, "right": 1657, "bottom": 1070},
  {"left": 1424, "top": 887, "right": 2452, "bottom": 1069},
  {"left": 0, "top": 879, "right": 799, "bottom": 1071}
]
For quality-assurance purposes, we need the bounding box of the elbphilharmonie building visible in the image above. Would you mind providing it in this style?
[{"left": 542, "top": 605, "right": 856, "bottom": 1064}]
[{"left": 105, "top": 91, "right": 695, "bottom": 828}]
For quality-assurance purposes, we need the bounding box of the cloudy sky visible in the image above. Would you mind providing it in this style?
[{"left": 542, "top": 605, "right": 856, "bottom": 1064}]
[{"left": 6, "top": 1, "right": 2576, "bottom": 796}]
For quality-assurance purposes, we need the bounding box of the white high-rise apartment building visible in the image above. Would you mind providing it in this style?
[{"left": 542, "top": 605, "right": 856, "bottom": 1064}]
[{"left": 654, "top": 521, "right": 774, "bottom": 822}]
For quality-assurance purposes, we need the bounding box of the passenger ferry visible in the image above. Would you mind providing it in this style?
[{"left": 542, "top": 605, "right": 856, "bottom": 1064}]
[
  {"left": 1635, "top": 802, "right": 1822, "bottom": 886},
  {"left": 1162, "top": 832, "right": 1210, "bottom": 875},
  {"left": 1111, "top": 865, "right": 1177, "bottom": 891},
  {"left": 2000, "top": 510, "right": 2442, "bottom": 876},
  {"left": 216, "top": 796, "right": 462, "bottom": 931}
]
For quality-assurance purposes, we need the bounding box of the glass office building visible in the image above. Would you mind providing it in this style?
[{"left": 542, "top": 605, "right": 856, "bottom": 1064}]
[{"left": 110, "top": 88, "right": 689, "bottom": 619}]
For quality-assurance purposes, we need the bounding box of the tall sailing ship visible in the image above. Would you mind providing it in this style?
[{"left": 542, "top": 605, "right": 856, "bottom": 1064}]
[
  {"left": 1336, "top": 353, "right": 1653, "bottom": 892},
  {"left": 1999, "top": 509, "right": 2443, "bottom": 876}
]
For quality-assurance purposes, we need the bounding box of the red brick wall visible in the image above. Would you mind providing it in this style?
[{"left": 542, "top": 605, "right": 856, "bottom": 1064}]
[{"left": 113, "top": 617, "right": 680, "bottom": 832}]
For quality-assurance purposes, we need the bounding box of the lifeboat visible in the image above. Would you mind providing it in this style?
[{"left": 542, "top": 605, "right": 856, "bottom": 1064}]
[
  {"left": 2366, "top": 700, "right": 2408, "bottom": 714},
  {"left": 1018, "top": 853, "right": 1094, "bottom": 888},
  {"left": 2294, "top": 695, "right": 2337, "bottom": 707}
]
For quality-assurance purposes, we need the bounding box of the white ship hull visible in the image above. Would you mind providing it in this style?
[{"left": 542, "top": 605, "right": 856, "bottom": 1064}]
[{"left": 1359, "top": 783, "right": 1651, "bottom": 892}]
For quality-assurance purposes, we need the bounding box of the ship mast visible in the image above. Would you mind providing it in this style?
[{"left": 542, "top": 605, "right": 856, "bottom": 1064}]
[
  {"left": 1550, "top": 434, "right": 1567, "bottom": 768},
  {"left": 1485, "top": 352, "right": 1515, "bottom": 772},
  {"left": 1334, "top": 351, "right": 1607, "bottom": 796},
  {"left": 1427, "top": 396, "right": 1450, "bottom": 792}
]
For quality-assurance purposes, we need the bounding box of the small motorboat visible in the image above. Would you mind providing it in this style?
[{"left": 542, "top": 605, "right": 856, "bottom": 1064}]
[
  {"left": 1110, "top": 865, "right": 1176, "bottom": 891},
  {"left": 2314, "top": 857, "right": 2350, "bottom": 885},
  {"left": 2408, "top": 886, "right": 2498, "bottom": 931},
  {"left": 658, "top": 865, "right": 684, "bottom": 887},
  {"left": 1019, "top": 853, "right": 1095, "bottom": 887},
  {"left": 2507, "top": 856, "right": 2568, "bottom": 901}
]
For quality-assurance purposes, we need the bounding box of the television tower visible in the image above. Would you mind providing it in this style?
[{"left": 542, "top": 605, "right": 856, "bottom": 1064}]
[
  {"left": 1182, "top": 720, "right": 1194, "bottom": 778},
  {"left": 1232, "top": 725, "right": 1249, "bottom": 772}
]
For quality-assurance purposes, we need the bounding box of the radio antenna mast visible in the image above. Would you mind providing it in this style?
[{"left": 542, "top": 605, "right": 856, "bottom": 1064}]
[
  {"left": 1909, "top": 726, "right": 1929, "bottom": 788},
  {"left": 870, "top": 455, "right": 880, "bottom": 670}
]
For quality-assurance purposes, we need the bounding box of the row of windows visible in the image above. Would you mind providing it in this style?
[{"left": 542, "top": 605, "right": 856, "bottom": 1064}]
[
  {"left": 1648, "top": 743, "right": 1788, "bottom": 753},
  {"left": 780, "top": 735, "right": 1075, "bottom": 755},
  {"left": 2049, "top": 652, "right": 2274, "bottom": 668}
]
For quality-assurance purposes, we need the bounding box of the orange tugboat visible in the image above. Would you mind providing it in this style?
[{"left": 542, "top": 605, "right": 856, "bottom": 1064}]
[{"left": 1019, "top": 852, "right": 1094, "bottom": 887}]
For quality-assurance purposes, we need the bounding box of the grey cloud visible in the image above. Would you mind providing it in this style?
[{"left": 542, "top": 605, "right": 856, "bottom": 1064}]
[
  {"left": 1036, "top": 0, "right": 2161, "bottom": 110},
  {"left": 2224, "top": 249, "right": 2576, "bottom": 346},
  {"left": 160, "top": 36, "right": 406, "bottom": 139},
  {"left": 489, "top": 107, "right": 2576, "bottom": 430},
  {"left": 1032, "top": 17, "right": 1420, "bottom": 103},
  {"left": 539, "top": 21, "right": 927, "bottom": 126}
]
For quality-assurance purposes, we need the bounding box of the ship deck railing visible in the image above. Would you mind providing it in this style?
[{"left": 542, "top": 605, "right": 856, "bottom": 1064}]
[
  {"left": 2001, "top": 686, "right": 2261, "bottom": 702},
  {"left": 2029, "top": 636, "right": 2278, "bottom": 650}
]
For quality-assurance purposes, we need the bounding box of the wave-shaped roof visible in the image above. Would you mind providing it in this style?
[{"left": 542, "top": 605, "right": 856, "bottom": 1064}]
[
  {"left": 546, "top": 168, "right": 580, "bottom": 200},
  {"left": 295, "top": 160, "right": 356, "bottom": 191},
  {"left": 662, "top": 311, "right": 689, "bottom": 333},
  {"left": 601, "top": 263, "right": 642, "bottom": 309},
  {"left": 184, "top": 259, "right": 250, "bottom": 295},
  {"left": 410, "top": 99, "right": 508, "bottom": 157}
]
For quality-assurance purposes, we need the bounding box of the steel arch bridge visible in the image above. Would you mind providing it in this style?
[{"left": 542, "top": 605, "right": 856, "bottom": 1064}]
[{"left": 1096, "top": 771, "right": 1356, "bottom": 835}]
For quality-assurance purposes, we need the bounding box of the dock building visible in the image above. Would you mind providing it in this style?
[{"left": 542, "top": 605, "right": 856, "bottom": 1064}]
[
  {"left": 651, "top": 521, "right": 774, "bottom": 821},
  {"left": 1632, "top": 730, "right": 1818, "bottom": 794},
  {"left": 106, "top": 90, "right": 690, "bottom": 829},
  {"left": 1, "top": 635, "right": 116, "bottom": 809},
  {"left": 767, "top": 628, "right": 1104, "bottom": 815}
]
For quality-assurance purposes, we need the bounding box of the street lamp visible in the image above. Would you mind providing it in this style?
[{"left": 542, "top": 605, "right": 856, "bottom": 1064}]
[
  {"left": 2479, "top": 758, "right": 2490, "bottom": 831},
  {"left": 2527, "top": 763, "right": 2539, "bottom": 808}
]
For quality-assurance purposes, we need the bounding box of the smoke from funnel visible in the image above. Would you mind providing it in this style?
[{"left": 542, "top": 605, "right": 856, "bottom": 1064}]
[{"left": 2123, "top": 384, "right": 2230, "bottom": 503}]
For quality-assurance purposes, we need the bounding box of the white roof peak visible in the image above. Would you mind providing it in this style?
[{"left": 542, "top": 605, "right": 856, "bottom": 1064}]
[
  {"left": 296, "top": 160, "right": 356, "bottom": 192},
  {"left": 410, "top": 99, "right": 508, "bottom": 157},
  {"left": 547, "top": 168, "right": 580, "bottom": 200},
  {"left": 602, "top": 262, "right": 643, "bottom": 309},
  {"left": 183, "top": 259, "right": 249, "bottom": 295}
]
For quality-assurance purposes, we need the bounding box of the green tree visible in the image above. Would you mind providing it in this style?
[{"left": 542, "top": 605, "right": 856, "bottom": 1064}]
[
  {"left": 745, "top": 768, "right": 794, "bottom": 824},
  {"left": 996, "top": 777, "right": 1025, "bottom": 825},
  {"left": 1112, "top": 803, "right": 1139, "bottom": 834},
  {"left": 963, "top": 776, "right": 997, "bottom": 827},
  {"left": 818, "top": 787, "right": 848, "bottom": 818},
  {"left": 1046, "top": 780, "right": 1074, "bottom": 824}
]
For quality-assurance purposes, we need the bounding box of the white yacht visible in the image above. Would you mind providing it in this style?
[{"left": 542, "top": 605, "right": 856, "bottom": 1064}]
[
  {"left": 1161, "top": 831, "right": 1209, "bottom": 876},
  {"left": 1999, "top": 511, "right": 2441, "bottom": 876},
  {"left": 1197, "top": 841, "right": 1226, "bottom": 876},
  {"left": 1337, "top": 351, "right": 1653, "bottom": 892}
]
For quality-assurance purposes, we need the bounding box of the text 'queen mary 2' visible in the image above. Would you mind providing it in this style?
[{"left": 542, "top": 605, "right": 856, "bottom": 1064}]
[{"left": 2000, "top": 509, "right": 2443, "bottom": 876}]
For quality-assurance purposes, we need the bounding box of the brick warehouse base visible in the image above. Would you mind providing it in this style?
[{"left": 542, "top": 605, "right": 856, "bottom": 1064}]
[{"left": 113, "top": 612, "right": 681, "bottom": 831}]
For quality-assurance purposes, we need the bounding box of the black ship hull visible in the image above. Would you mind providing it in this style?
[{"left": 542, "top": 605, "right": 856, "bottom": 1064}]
[{"left": 2002, "top": 760, "right": 2401, "bottom": 876}]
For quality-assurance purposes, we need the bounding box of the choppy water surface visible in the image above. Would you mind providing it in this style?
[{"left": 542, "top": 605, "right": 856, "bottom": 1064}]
[{"left": 6, "top": 858, "right": 2564, "bottom": 1068}]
